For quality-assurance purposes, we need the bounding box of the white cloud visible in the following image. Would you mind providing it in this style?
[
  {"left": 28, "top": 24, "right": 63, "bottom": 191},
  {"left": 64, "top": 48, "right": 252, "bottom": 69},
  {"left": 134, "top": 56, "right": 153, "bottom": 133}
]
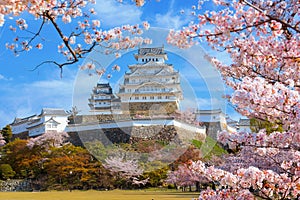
[
  {"left": 0, "top": 109, "right": 14, "bottom": 128},
  {"left": 154, "top": 11, "right": 190, "bottom": 29},
  {"left": 0, "top": 74, "right": 12, "bottom": 81},
  {"left": 197, "top": 98, "right": 224, "bottom": 108},
  {"left": 0, "top": 75, "right": 75, "bottom": 127},
  {"left": 94, "top": 0, "right": 142, "bottom": 27},
  {"left": 180, "top": 97, "right": 225, "bottom": 111},
  {"left": 23, "top": 78, "right": 74, "bottom": 109}
]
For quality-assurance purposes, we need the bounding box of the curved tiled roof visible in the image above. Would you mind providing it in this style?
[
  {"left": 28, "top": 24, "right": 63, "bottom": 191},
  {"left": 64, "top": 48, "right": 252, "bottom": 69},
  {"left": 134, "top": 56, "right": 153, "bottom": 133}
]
[{"left": 41, "top": 108, "right": 68, "bottom": 116}]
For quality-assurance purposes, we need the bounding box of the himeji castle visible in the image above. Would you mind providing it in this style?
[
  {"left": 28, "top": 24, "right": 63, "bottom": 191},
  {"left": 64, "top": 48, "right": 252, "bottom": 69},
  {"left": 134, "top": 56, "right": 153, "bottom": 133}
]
[
  {"left": 10, "top": 47, "right": 236, "bottom": 140},
  {"left": 88, "top": 46, "right": 183, "bottom": 115}
]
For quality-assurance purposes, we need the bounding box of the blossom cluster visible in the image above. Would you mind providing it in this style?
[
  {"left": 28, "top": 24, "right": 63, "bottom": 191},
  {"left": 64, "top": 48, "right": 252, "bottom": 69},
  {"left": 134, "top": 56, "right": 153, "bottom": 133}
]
[
  {"left": 166, "top": 161, "right": 209, "bottom": 187},
  {"left": 103, "top": 155, "right": 148, "bottom": 185},
  {"left": 167, "top": 0, "right": 300, "bottom": 139},
  {"left": 192, "top": 160, "right": 300, "bottom": 199},
  {"left": 230, "top": 77, "right": 300, "bottom": 132},
  {"left": 1, "top": 0, "right": 152, "bottom": 69},
  {"left": 166, "top": 1, "right": 300, "bottom": 199},
  {"left": 27, "top": 131, "right": 69, "bottom": 149},
  {"left": 218, "top": 130, "right": 300, "bottom": 151}
]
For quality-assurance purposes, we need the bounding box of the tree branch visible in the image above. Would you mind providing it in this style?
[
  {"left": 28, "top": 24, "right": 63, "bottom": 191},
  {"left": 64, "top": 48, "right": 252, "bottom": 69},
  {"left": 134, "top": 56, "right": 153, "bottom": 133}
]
[
  {"left": 44, "top": 10, "right": 78, "bottom": 65},
  {"left": 241, "top": 0, "right": 300, "bottom": 33}
]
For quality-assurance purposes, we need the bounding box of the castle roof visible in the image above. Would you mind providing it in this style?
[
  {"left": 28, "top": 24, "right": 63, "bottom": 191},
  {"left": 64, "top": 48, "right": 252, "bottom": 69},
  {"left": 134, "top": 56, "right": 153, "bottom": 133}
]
[
  {"left": 138, "top": 47, "right": 165, "bottom": 55},
  {"left": 95, "top": 83, "right": 111, "bottom": 88},
  {"left": 11, "top": 114, "right": 37, "bottom": 125},
  {"left": 134, "top": 46, "right": 168, "bottom": 61},
  {"left": 41, "top": 108, "right": 68, "bottom": 116},
  {"left": 195, "top": 109, "right": 223, "bottom": 115},
  {"left": 238, "top": 118, "right": 250, "bottom": 126}
]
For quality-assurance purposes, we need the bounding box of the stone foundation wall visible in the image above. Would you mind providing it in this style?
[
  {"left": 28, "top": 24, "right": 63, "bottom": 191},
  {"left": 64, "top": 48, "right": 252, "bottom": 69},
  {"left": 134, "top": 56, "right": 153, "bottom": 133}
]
[
  {"left": 127, "top": 102, "right": 178, "bottom": 116},
  {"left": 0, "top": 179, "right": 31, "bottom": 191},
  {"left": 203, "top": 122, "right": 222, "bottom": 139},
  {"left": 70, "top": 114, "right": 132, "bottom": 124},
  {"left": 69, "top": 124, "right": 205, "bottom": 147}
]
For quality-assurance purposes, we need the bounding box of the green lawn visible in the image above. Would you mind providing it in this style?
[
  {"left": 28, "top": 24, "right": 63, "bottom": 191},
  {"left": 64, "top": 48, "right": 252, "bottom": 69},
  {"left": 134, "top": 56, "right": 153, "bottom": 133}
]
[{"left": 0, "top": 190, "right": 199, "bottom": 200}]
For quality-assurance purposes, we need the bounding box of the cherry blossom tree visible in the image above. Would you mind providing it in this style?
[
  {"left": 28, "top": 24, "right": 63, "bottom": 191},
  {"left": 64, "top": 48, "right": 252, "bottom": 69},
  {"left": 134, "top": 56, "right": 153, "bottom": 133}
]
[
  {"left": 166, "top": 0, "right": 300, "bottom": 199},
  {"left": 27, "top": 131, "right": 69, "bottom": 149},
  {"left": 0, "top": 0, "right": 151, "bottom": 73},
  {"left": 166, "top": 161, "right": 209, "bottom": 192},
  {"left": 103, "top": 154, "right": 148, "bottom": 188}
]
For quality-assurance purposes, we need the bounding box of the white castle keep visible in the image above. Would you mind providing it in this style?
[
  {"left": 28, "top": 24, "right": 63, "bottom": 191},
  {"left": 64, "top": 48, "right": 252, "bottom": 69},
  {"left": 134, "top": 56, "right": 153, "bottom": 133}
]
[{"left": 89, "top": 46, "right": 183, "bottom": 115}]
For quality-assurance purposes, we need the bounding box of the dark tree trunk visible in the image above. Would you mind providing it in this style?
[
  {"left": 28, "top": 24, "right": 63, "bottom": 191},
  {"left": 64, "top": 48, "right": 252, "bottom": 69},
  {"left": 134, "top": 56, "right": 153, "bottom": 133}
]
[{"left": 195, "top": 181, "right": 200, "bottom": 192}]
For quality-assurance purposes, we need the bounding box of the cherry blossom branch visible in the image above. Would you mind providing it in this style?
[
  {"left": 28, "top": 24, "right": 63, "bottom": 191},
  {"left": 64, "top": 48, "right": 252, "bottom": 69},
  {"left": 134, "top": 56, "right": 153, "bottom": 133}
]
[
  {"left": 191, "top": 19, "right": 272, "bottom": 39},
  {"left": 241, "top": 0, "right": 300, "bottom": 33},
  {"left": 44, "top": 10, "right": 78, "bottom": 65}
]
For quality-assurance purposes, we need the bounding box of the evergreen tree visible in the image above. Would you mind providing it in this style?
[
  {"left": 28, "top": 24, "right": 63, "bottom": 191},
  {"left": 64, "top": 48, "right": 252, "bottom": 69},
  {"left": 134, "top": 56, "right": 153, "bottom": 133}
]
[
  {"left": 0, "top": 164, "right": 16, "bottom": 180},
  {"left": 1, "top": 125, "right": 12, "bottom": 143}
]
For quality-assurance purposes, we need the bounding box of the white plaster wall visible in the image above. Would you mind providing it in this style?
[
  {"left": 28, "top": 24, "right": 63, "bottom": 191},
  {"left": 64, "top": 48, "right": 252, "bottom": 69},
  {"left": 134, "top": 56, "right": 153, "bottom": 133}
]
[{"left": 29, "top": 126, "right": 45, "bottom": 137}]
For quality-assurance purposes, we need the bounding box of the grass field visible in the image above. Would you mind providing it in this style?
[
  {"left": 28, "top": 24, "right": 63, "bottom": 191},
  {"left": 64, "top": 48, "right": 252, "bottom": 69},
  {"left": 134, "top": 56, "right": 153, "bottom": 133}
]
[{"left": 0, "top": 189, "right": 199, "bottom": 200}]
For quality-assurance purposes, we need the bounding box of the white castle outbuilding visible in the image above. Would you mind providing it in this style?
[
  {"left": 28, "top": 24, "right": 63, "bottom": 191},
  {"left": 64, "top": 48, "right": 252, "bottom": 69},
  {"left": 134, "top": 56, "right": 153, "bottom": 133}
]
[{"left": 11, "top": 108, "right": 69, "bottom": 137}]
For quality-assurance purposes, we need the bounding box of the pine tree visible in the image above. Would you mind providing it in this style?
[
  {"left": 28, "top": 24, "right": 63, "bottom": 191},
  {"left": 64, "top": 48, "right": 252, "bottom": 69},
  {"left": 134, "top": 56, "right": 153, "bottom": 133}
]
[{"left": 1, "top": 125, "right": 12, "bottom": 143}]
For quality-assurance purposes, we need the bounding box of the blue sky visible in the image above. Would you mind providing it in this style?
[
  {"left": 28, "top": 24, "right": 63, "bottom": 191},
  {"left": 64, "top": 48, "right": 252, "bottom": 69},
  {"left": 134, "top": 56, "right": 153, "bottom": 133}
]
[{"left": 0, "top": 0, "right": 240, "bottom": 128}]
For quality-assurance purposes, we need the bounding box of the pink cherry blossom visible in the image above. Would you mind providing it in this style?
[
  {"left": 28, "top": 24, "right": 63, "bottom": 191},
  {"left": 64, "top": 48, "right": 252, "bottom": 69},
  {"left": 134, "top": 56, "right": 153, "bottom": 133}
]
[
  {"left": 103, "top": 155, "right": 148, "bottom": 186},
  {"left": 0, "top": 0, "right": 152, "bottom": 69},
  {"left": 27, "top": 131, "right": 69, "bottom": 149},
  {"left": 166, "top": 1, "right": 300, "bottom": 199}
]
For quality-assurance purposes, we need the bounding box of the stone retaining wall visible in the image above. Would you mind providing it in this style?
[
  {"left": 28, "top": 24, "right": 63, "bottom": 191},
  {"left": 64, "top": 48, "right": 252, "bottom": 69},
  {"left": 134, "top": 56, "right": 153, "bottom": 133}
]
[
  {"left": 69, "top": 124, "right": 205, "bottom": 147},
  {"left": 127, "top": 102, "right": 178, "bottom": 115},
  {"left": 0, "top": 179, "right": 31, "bottom": 191},
  {"left": 70, "top": 114, "right": 132, "bottom": 124},
  {"left": 203, "top": 122, "right": 222, "bottom": 139}
]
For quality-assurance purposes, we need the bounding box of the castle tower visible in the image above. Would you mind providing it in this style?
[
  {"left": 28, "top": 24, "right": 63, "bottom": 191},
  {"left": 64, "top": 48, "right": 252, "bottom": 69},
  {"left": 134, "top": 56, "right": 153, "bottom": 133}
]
[
  {"left": 117, "top": 46, "right": 183, "bottom": 115},
  {"left": 88, "top": 83, "right": 120, "bottom": 114}
]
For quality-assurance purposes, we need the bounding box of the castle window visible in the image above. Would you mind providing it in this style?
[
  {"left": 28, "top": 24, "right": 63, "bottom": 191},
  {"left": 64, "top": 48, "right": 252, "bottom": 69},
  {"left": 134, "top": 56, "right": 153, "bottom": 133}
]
[
  {"left": 142, "top": 96, "right": 147, "bottom": 100},
  {"left": 158, "top": 96, "right": 162, "bottom": 99},
  {"left": 46, "top": 122, "right": 57, "bottom": 129},
  {"left": 156, "top": 58, "right": 158, "bottom": 61},
  {"left": 150, "top": 96, "right": 154, "bottom": 100},
  {"left": 142, "top": 59, "right": 144, "bottom": 62},
  {"left": 135, "top": 96, "right": 139, "bottom": 100}
]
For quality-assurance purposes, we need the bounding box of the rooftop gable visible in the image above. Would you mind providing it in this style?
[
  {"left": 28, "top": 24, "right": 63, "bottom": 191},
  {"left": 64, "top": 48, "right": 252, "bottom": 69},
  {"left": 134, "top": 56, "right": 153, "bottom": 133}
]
[
  {"left": 41, "top": 108, "right": 68, "bottom": 116},
  {"left": 239, "top": 118, "right": 250, "bottom": 126},
  {"left": 138, "top": 47, "right": 165, "bottom": 55}
]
